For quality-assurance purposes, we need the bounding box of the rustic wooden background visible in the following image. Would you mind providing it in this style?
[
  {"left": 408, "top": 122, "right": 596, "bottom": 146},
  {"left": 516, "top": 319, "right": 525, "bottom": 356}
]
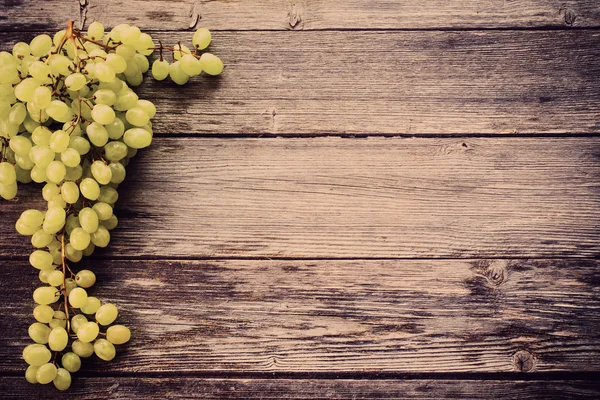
[{"left": 1, "top": 0, "right": 600, "bottom": 398}]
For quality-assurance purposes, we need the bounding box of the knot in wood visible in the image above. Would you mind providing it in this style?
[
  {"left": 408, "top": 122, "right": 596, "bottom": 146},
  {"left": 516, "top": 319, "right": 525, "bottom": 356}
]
[
  {"left": 512, "top": 350, "right": 536, "bottom": 372},
  {"left": 564, "top": 10, "right": 577, "bottom": 26},
  {"left": 485, "top": 264, "right": 507, "bottom": 286},
  {"left": 288, "top": 4, "right": 302, "bottom": 29}
]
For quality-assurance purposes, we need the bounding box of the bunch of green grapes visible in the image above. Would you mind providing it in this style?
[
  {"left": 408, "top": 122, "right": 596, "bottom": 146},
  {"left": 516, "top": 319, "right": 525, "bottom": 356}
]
[{"left": 0, "top": 20, "right": 223, "bottom": 390}]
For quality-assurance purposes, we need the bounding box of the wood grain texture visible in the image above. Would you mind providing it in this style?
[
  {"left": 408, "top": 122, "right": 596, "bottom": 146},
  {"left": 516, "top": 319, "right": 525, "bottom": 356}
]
[
  {"left": 3, "top": 137, "right": 599, "bottom": 259},
  {"left": 1, "top": 258, "right": 599, "bottom": 373},
  {"left": 2, "top": 0, "right": 600, "bottom": 31},
  {"left": 2, "top": 30, "right": 600, "bottom": 135},
  {"left": 1, "top": 377, "right": 600, "bottom": 399}
]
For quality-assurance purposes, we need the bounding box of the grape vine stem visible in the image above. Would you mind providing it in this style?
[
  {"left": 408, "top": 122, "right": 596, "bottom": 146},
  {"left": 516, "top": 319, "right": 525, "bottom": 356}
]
[{"left": 60, "top": 233, "right": 71, "bottom": 332}]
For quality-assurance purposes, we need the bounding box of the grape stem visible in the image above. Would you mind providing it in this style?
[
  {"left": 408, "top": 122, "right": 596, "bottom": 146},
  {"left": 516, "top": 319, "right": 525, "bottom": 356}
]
[{"left": 60, "top": 233, "right": 71, "bottom": 332}]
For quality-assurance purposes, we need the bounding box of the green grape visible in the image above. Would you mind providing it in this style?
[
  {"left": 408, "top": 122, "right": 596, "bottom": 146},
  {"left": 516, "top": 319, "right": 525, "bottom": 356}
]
[
  {"left": 31, "top": 230, "right": 54, "bottom": 248},
  {"left": 192, "top": 27, "right": 212, "bottom": 50},
  {"left": 49, "top": 130, "right": 70, "bottom": 153},
  {"left": 87, "top": 21, "right": 104, "bottom": 40},
  {"left": 82, "top": 242, "right": 96, "bottom": 257},
  {"left": 23, "top": 344, "right": 51, "bottom": 366},
  {"left": 80, "top": 296, "right": 101, "bottom": 314},
  {"left": 61, "top": 181, "right": 80, "bottom": 204},
  {"left": 200, "top": 53, "right": 224, "bottom": 76},
  {"left": 169, "top": 61, "right": 190, "bottom": 85},
  {"left": 125, "top": 106, "right": 150, "bottom": 126},
  {"left": 30, "top": 34, "right": 52, "bottom": 57},
  {"left": 9, "top": 135, "right": 33, "bottom": 155},
  {"left": 14, "top": 78, "right": 40, "bottom": 103},
  {"left": 77, "top": 321, "right": 99, "bottom": 343},
  {"left": 47, "top": 270, "right": 64, "bottom": 287},
  {"left": 96, "top": 303, "right": 118, "bottom": 325},
  {"left": 28, "top": 322, "right": 51, "bottom": 344},
  {"left": 173, "top": 43, "right": 191, "bottom": 60},
  {"left": 93, "top": 339, "right": 116, "bottom": 361},
  {"left": 64, "top": 72, "right": 87, "bottom": 91},
  {"left": 69, "top": 287, "right": 88, "bottom": 308},
  {"left": 65, "top": 214, "right": 81, "bottom": 235},
  {"left": 45, "top": 160, "right": 67, "bottom": 183},
  {"left": 20, "top": 209, "right": 44, "bottom": 227},
  {"left": 90, "top": 160, "right": 113, "bottom": 184},
  {"left": 121, "top": 25, "right": 141, "bottom": 45},
  {"left": 69, "top": 227, "right": 91, "bottom": 251},
  {"left": 91, "top": 104, "right": 116, "bottom": 125},
  {"left": 80, "top": 178, "right": 100, "bottom": 200},
  {"left": 29, "top": 250, "right": 54, "bottom": 270},
  {"left": 69, "top": 136, "right": 91, "bottom": 155},
  {"left": 72, "top": 340, "right": 94, "bottom": 358},
  {"left": 116, "top": 44, "right": 136, "bottom": 60},
  {"left": 180, "top": 54, "right": 202, "bottom": 76},
  {"left": 94, "top": 88, "right": 117, "bottom": 106},
  {"left": 32, "top": 86, "right": 52, "bottom": 109},
  {"left": 98, "top": 186, "right": 119, "bottom": 204},
  {"left": 33, "top": 286, "right": 60, "bottom": 305},
  {"left": 61, "top": 352, "right": 81, "bottom": 373},
  {"left": 109, "top": 162, "right": 126, "bottom": 184},
  {"left": 133, "top": 53, "right": 150, "bottom": 73},
  {"left": 42, "top": 183, "right": 60, "bottom": 201},
  {"left": 70, "top": 314, "right": 88, "bottom": 334},
  {"left": 95, "top": 62, "right": 117, "bottom": 83},
  {"left": 104, "top": 141, "right": 128, "bottom": 162},
  {"left": 92, "top": 202, "right": 113, "bottom": 220},
  {"left": 47, "top": 193, "right": 67, "bottom": 209},
  {"left": 63, "top": 278, "right": 78, "bottom": 296},
  {"left": 43, "top": 207, "right": 66, "bottom": 234},
  {"left": 66, "top": 243, "right": 83, "bottom": 263},
  {"left": 0, "top": 162, "right": 17, "bottom": 185},
  {"left": 123, "top": 127, "right": 152, "bottom": 149},
  {"left": 106, "top": 325, "right": 131, "bottom": 345},
  {"left": 31, "top": 126, "right": 52, "bottom": 146},
  {"left": 86, "top": 122, "right": 109, "bottom": 147},
  {"left": 105, "top": 118, "right": 125, "bottom": 139},
  {"left": 46, "top": 100, "right": 73, "bottom": 123},
  {"left": 38, "top": 269, "right": 51, "bottom": 284},
  {"left": 60, "top": 148, "right": 81, "bottom": 167},
  {"left": 36, "top": 363, "right": 58, "bottom": 384},
  {"left": 50, "top": 310, "right": 67, "bottom": 329},
  {"left": 79, "top": 207, "right": 100, "bottom": 233},
  {"left": 33, "top": 305, "right": 55, "bottom": 323},
  {"left": 28, "top": 61, "right": 52, "bottom": 82},
  {"left": 48, "top": 326, "right": 68, "bottom": 351},
  {"left": 16, "top": 219, "right": 39, "bottom": 236},
  {"left": 25, "top": 365, "right": 39, "bottom": 384},
  {"left": 75, "top": 270, "right": 96, "bottom": 288},
  {"left": 53, "top": 368, "right": 71, "bottom": 391},
  {"left": 151, "top": 59, "right": 169, "bottom": 81},
  {"left": 134, "top": 33, "right": 155, "bottom": 56},
  {"left": 102, "top": 215, "right": 119, "bottom": 230},
  {"left": 114, "top": 90, "right": 138, "bottom": 111},
  {"left": 136, "top": 99, "right": 156, "bottom": 118},
  {"left": 8, "top": 103, "right": 27, "bottom": 125},
  {"left": 51, "top": 248, "right": 62, "bottom": 265}
]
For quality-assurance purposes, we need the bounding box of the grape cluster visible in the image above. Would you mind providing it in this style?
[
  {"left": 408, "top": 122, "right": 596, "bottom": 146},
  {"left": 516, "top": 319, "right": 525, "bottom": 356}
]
[{"left": 0, "top": 20, "right": 223, "bottom": 390}]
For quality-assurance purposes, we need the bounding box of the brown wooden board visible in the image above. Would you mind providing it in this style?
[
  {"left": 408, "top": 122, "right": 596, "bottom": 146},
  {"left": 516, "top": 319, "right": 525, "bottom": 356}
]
[
  {"left": 1, "top": 259, "right": 599, "bottom": 373},
  {"left": 1, "top": 377, "right": 600, "bottom": 399},
  {"left": 1, "top": 31, "right": 600, "bottom": 135},
  {"left": 3, "top": 137, "right": 599, "bottom": 259},
  {"left": 2, "top": 0, "right": 600, "bottom": 31}
]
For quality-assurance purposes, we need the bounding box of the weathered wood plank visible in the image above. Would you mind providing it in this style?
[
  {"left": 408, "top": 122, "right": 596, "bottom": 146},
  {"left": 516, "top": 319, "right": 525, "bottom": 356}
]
[
  {"left": 2, "top": 0, "right": 599, "bottom": 31},
  {"left": 4, "top": 137, "right": 600, "bottom": 259},
  {"left": 1, "top": 258, "right": 599, "bottom": 373},
  {"left": 1, "top": 377, "right": 600, "bottom": 399},
  {"left": 2, "top": 30, "right": 600, "bottom": 135}
]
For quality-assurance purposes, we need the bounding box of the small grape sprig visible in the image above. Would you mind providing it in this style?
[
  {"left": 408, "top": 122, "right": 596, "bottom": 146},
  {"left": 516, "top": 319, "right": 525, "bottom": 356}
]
[{"left": 0, "top": 20, "right": 223, "bottom": 390}]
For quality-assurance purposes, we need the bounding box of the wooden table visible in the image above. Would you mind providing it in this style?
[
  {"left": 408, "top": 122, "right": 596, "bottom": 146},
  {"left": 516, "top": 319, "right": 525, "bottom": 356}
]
[{"left": 1, "top": 1, "right": 600, "bottom": 398}]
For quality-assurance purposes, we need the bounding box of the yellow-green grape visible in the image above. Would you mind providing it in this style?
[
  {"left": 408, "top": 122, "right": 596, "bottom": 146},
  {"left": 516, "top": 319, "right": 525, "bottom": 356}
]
[
  {"left": 82, "top": 242, "right": 96, "bottom": 257},
  {"left": 107, "top": 325, "right": 131, "bottom": 345},
  {"left": 90, "top": 160, "right": 113, "bottom": 185},
  {"left": 192, "top": 27, "right": 212, "bottom": 50},
  {"left": 168, "top": 61, "right": 189, "bottom": 85},
  {"left": 31, "top": 230, "right": 54, "bottom": 248},
  {"left": 32, "top": 86, "right": 52, "bottom": 109},
  {"left": 43, "top": 207, "right": 66, "bottom": 234},
  {"left": 75, "top": 270, "right": 96, "bottom": 288},
  {"left": 81, "top": 296, "right": 101, "bottom": 314},
  {"left": 96, "top": 303, "right": 118, "bottom": 325},
  {"left": 94, "top": 62, "right": 116, "bottom": 82},
  {"left": 22, "top": 344, "right": 51, "bottom": 366},
  {"left": 48, "top": 54, "right": 73, "bottom": 76},
  {"left": 123, "top": 128, "right": 152, "bottom": 149},
  {"left": 29, "top": 250, "right": 53, "bottom": 270},
  {"left": 60, "top": 148, "right": 81, "bottom": 167},
  {"left": 48, "top": 327, "right": 68, "bottom": 351},
  {"left": 93, "top": 88, "right": 117, "bottom": 106},
  {"left": 28, "top": 322, "right": 51, "bottom": 344},
  {"left": 200, "top": 53, "right": 224, "bottom": 76},
  {"left": 36, "top": 363, "right": 58, "bottom": 384},
  {"left": 93, "top": 339, "right": 116, "bottom": 361},
  {"left": 91, "top": 225, "right": 111, "bottom": 247},
  {"left": 20, "top": 209, "right": 44, "bottom": 227},
  {"left": 9, "top": 136, "right": 33, "bottom": 156},
  {"left": 25, "top": 365, "right": 39, "bottom": 384},
  {"left": 33, "top": 286, "right": 60, "bottom": 305},
  {"left": 61, "top": 181, "right": 80, "bottom": 204},
  {"left": 105, "top": 118, "right": 125, "bottom": 140},
  {"left": 120, "top": 25, "right": 141, "bottom": 45},
  {"left": 63, "top": 278, "right": 77, "bottom": 296},
  {"left": 91, "top": 104, "right": 116, "bottom": 125},
  {"left": 42, "top": 183, "right": 60, "bottom": 201},
  {"left": 102, "top": 215, "right": 119, "bottom": 230},
  {"left": 87, "top": 21, "right": 104, "bottom": 40},
  {"left": 38, "top": 269, "right": 52, "bottom": 284},
  {"left": 92, "top": 202, "right": 113, "bottom": 221},
  {"left": 31, "top": 126, "right": 52, "bottom": 146},
  {"left": 46, "top": 160, "right": 66, "bottom": 183},
  {"left": 70, "top": 314, "right": 88, "bottom": 333},
  {"left": 53, "top": 368, "right": 71, "bottom": 391},
  {"left": 105, "top": 54, "right": 127, "bottom": 74},
  {"left": 51, "top": 248, "right": 62, "bottom": 264},
  {"left": 33, "top": 305, "right": 55, "bottom": 323},
  {"left": 9, "top": 103, "right": 27, "bottom": 126},
  {"left": 50, "top": 310, "right": 67, "bottom": 329},
  {"left": 69, "top": 136, "right": 91, "bottom": 155},
  {"left": 61, "top": 352, "right": 81, "bottom": 373},
  {"left": 133, "top": 53, "right": 149, "bottom": 73},
  {"left": 80, "top": 177, "right": 100, "bottom": 200},
  {"left": 104, "top": 141, "right": 128, "bottom": 162},
  {"left": 79, "top": 207, "right": 100, "bottom": 233},
  {"left": 64, "top": 73, "right": 87, "bottom": 91},
  {"left": 77, "top": 321, "right": 99, "bottom": 343},
  {"left": 116, "top": 43, "right": 136, "bottom": 60},
  {"left": 16, "top": 219, "right": 39, "bottom": 236},
  {"left": 66, "top": 243, "right": 83, "bottom": 262},
  {"left": 125, "top": 106, "right": 150, "bottom": 127},
  {"left": 69, "top": 227, "right": 91, "bottom": 251},
  {"left": 69, "top": 287, "right": 88, "bottom": 308},
  {"left": 86, "top": 122, "right": 109, "bottom": 147},
  {"left": 46, "top": 270, "right": 64, "bottom": 287},
  {"left": 46, "top": 100, "right": 73, "bottom": 123},
  {"left": 1, "top": 181, "right": 18, "bottom": 200},
  {"left": 136, "top": 99, "right": 156, "bottom": 118},
  {"left": 151, "top": 59, "right": 169, "bottom": 81},
  {"left": 114, "top": 90, "right": 139, "bottom": 111},
  {"left": 134, "top": 32, "right": 155, "bottom": 56},
  {"left": 14, "top": 78, "right": 39, "bottom": 103},
  {"left": 30, "top": 34, "right": 52, "bottom": 57},
  {"left": 180, "top": 54, "right": 202, "bottom": 76},
  {"left": 173, "top": 43, "right": 191, "bottom": 61},
  {"left": 49, "top": 130, "right": 70, "bottom": 153},
  {"left": 47, "top": 193, "right": 67, "bottom": 209},
  {"left": 72, "top": 340, "right": 94, "bottom": 358}
]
